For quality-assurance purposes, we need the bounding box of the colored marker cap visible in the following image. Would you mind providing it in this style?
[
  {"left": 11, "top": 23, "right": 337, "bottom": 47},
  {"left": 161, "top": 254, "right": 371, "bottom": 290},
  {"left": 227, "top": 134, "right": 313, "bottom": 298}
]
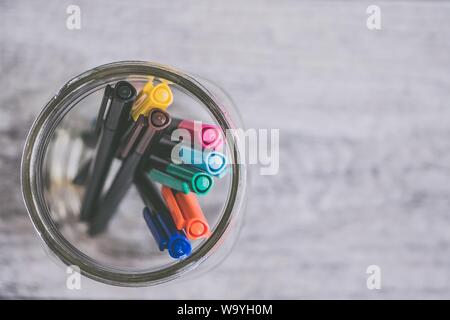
[
  {"left": 178, "top": 120, "right": 223, "bottom": 150},
  {"left": 192, "top": 173, "right": 213, "bottom": 195},
  {"left": 150, "top": 108, "right": 171, "bottom": 128},
  {"left": 165, "top": 163, "right": 214, "bottom": 195},
  {"left": 205, "top": 151, "right": 227, "bottom": 176},
  {"left": 131, "top": 81, "right": 173, "bottom": 120},
  {"left": 161, "top": 186, "right": 210, "bottom": 240},
  {"left": 174, "top": 192, "right": 211, "bottom": 240},
  {"left": 116, "top": 82, "right": 135, "bottom": 100},
  {"left": 168, "top": 234, "right": 192, "bottom": 259},
  {"left": 178, "top": 145, "right": 228, "bottom": 177},
  {"left": 143, "top": 206, "right": 192, "bottom": 259},
  {"left": 201, "top": 125, "right": 222, "bottom": 150},
  {"left": 189, "top": 221, "right": 207, "bottom": 238},
  {"left": 150, "top": 83, "right": 173, "bottom": 109},
  {"left": 202, "top": 127, "right": 219, "bottom": 144}
]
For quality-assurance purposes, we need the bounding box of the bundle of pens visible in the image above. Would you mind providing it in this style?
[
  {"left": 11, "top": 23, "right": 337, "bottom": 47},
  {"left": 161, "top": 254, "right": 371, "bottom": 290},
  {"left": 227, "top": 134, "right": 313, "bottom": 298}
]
[{"left": 74, "top": 80, "right": 228, "bottom": 260}]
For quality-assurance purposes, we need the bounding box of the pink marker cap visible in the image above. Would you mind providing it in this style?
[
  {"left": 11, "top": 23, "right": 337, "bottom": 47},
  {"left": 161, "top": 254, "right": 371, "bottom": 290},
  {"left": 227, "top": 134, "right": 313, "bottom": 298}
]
[{"left": 178, "top": 120, "right": 223, "bottom": 150}]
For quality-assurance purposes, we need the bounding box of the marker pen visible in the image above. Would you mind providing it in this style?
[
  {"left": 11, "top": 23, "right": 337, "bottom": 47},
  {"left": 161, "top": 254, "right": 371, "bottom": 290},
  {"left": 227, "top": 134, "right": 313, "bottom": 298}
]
[
  {"left": 73, "top": 159, "right": 91, "bottom": 186},
  {"left": 130, "top": 80, "right": 173, "bottom": 121},
  {"left": 118, "top": 114, "right": 148, "bottom": 159},
  {"left": 80, "top": 130, "right": 98, "bottom": 149},
  {"left": 143, "top": 207, "right": 192, "bottom": 259},
  {"left": 161, "top": 186, "right": 211, "bottom": 240},
  {"left": 74, "top": 114, "right": 147, "bottom": 187},
  {"left": 146, "top": 155, "right": 214, "bottom": 195},
  {"left": 135, "top": 174, "right": 191, "bottom": 259},
  {"left": 88, "top": 109, "right": 172, "bottom": 236},
  {"left": 80, "top": 81, "right": 137, "bottom": 222},
  {"left": 155, "top": 136, "right": 228, "bottom": 178},
  {"left": 167, "top": 118, "right": 223, "bottom": 150},
  {"left": 148, "top": 169, "right": 190, "bottom": 194}
]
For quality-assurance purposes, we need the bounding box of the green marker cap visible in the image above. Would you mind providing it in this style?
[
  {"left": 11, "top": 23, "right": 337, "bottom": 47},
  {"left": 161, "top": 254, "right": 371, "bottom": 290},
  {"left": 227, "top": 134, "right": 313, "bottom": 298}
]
[
  {"left": 191, "top": 173, "right": 214, "bottom": 195},
  {"left": 166, "top": 164, "right": 214, "bottom": 195}
]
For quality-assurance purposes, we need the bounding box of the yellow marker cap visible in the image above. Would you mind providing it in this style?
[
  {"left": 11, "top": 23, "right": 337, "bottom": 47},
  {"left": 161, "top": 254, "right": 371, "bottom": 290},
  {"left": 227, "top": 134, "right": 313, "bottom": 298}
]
[
  {"left": 150, "top": 83, "right": 173, "bottom": 108},
  {"left": 131, "top": 81, "right": 173, "bottom": 121}
]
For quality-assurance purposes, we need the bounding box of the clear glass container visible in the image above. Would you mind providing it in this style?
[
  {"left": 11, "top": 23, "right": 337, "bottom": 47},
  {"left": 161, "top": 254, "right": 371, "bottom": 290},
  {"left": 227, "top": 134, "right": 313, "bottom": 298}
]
[{"left": 21, "top": 61, "right": 247, "bottom": 286}]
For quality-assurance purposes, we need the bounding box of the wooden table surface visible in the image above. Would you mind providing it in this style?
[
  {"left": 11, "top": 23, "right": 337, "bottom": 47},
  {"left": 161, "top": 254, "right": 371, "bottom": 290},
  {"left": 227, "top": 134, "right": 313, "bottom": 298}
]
[{"left": 1, "top": 0, "right": 450, "bottom": 298}]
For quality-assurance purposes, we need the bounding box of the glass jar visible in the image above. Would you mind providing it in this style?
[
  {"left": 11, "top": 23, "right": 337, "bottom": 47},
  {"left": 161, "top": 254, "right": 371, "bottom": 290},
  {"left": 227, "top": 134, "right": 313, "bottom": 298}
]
[{"left": 21, "top": 61, "right": 247, "bottom": 286}]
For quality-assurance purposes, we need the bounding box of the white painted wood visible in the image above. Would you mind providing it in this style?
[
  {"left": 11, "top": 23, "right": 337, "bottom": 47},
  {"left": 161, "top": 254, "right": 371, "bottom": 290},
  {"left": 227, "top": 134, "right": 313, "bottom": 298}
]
[{"left": 1, "top": 0, "right": 450, "bottom": 298}]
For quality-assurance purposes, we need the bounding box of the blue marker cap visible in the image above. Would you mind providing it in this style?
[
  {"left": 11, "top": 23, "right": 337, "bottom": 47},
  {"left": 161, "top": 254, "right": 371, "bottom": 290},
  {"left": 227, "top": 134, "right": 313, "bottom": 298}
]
[
  {"left": 143, "top": 207, "right": 192, "bottom": 259},
  {"left": 167, "top": 233, "right": 192, "bottom": 259},
  {"left": 178, "top": 145, "right": 228, "bottom": 177},
  {"left": 205, "top": 150, "right": 228, "bottom": 177}
]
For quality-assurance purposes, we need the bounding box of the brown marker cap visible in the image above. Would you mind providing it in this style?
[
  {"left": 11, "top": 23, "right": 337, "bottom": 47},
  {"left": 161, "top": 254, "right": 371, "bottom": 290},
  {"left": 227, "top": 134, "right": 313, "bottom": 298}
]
[{"left": 149, "top": 108, "right": 171, "bottom": 128}]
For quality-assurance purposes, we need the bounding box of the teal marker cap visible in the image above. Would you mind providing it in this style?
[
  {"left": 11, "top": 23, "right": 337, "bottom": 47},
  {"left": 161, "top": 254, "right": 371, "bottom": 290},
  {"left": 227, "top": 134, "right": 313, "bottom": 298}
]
[
  {"left": 205, "top": 151, "right": 227, "bottom": 177},
  {"left": 165, "top": 163, "right": 214, "bottom": 195},
  {"left": 178, "top": 146, "right": 228, "bottom": 177},
  {"left": 191, "top": 172, "right": 213, "bottom": 195}
]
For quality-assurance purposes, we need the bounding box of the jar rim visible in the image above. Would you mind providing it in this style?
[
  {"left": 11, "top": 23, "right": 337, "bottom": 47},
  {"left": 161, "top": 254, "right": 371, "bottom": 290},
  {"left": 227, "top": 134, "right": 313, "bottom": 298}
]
[{"left": 21, "top": 61, "right": 247, "bottom": 286}]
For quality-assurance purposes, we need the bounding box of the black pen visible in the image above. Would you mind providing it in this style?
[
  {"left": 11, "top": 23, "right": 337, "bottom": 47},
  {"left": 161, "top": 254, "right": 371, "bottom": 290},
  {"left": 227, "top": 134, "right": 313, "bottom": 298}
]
[
  {"left": 73, "top": 97, "right": 146, "bottom": 186},
  {"left": 73, "top": 159, "right": 91, "bottom": 185},
  {"left": 135, "top": 172, "right": 170, "bottom": 216},
  {"left": 80, "top": 81, "right": 137, "bottom": 222},
  {"left": 88, "top": 109, "right": 172, "bottom": 235}
]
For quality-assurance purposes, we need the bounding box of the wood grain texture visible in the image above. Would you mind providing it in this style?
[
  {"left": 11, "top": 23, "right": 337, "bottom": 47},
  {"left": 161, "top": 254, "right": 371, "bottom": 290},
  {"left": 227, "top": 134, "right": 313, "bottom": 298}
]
[{"left": 1, "top": 0, "right": 450, "bottom": 298}]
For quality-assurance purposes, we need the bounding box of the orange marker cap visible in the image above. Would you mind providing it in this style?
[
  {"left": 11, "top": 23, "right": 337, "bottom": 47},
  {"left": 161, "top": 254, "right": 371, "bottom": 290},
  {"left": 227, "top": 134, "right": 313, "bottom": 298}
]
[
  {"left": 174, "top": 191, "right": 210, "bottom": 240},
  {"left": 161, "top": 186, "right": 210, "bottom": 240}
]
